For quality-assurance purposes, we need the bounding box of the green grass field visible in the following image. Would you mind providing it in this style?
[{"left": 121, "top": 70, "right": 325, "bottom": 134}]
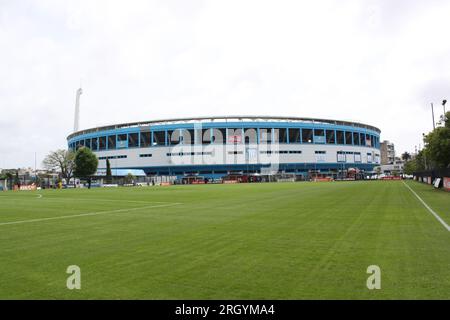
[{"left": 0, "top": 180, "right": 449, "bottom": 299}]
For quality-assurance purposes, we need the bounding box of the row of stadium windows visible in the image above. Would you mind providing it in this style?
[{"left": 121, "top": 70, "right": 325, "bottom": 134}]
[
  {"left": 69, "top": 128, "right": 380, "bottom": 151},
  {"left": 96, "top": 150, "right": 380, "bottom": 163}
]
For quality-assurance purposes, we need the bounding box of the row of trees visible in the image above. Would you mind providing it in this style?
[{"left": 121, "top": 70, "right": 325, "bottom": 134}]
[
  {"left": 403, "top": 111, "right": 450, "bottom": 174},
  {"left": 0, "top": 170, "right": 21, "bottom": 189},
  {"left": 42, "top": 147, "right": 98, "bottom": 189}
]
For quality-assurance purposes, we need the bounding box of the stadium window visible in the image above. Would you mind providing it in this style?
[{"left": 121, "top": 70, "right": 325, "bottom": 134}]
[
  {"left": 345, "top": 131, "right": 353, "bottom": 145},
  {"left": 139, "top": 154, "right": 152, "bottom": 158},
  {"left": 302, "top": 129, "right": 313, "bottom": 143},
  {"left": 370, "top": 135, "right": 375, "bottom": 148},
  {"left": 326, "top": 130, "right": 335, "bottom": 144},
  {"left": 315, "top": 150, "right": 326, "bottom": 154},
  {"left": 360, "top": 133, "right": 366, "bottom": 146},
  {"left": 202, "top": 129, "right": 211, "bottom": 144},
  {"left": 314, "top": 129, "right": 325, "bottom": 144},
  {"left": 117, "top": 134, "right": 127, "bottom": 148},
  {"left": 211, "top": 128, "right": 226, "bottom": 144},
  {"left": 353, "top": 132, "right": 360, "bottom": 145},
  {"left": 91, "top": 138, "right": 98, "bottom": 150},
  {"left": 259, "top": 128, "right": 273, "bottom": 144},
  {"left": 99, "top": 136, "right": 106, "bottom": 150},
  {"left": 85, "top": 138, "right": 92, "bottom": 149},
  {"left": 168, "top": 130, "right": 181, "bottom": 145},
  {"left": 289, "top": 128, "right": 301, "bottom": 143},
  {"left": 336, "top": 130, "right": 344, "bottom": 144},
  {"left": 227, "top": 128, "right": 243, "bottom": 144},
  {"left": 182, "top": 129, "right": 194, "bottom": 145},
  {"left": 140, "top": 131, "right": 151, "bottom": 147},
  {"left": 337, "top": 151, "right": 346, "bottom": 162},
  {"left": 108, "top": 135, "right": 116, "bottom": 150},
  {"left": 276, "top": 128, "right": 288, "bottom": 143},
  {"left": 314, "top": 129, "right": 324, "bottom": 136},
  {"left": 153, "top": 131, "right": 165, "bottom": 146},
  {"left": 244, "top": 128, "right": 257, "bottom": 144},
  {"left": 128, "top": 133, "right": 139, "bottom": 148}
]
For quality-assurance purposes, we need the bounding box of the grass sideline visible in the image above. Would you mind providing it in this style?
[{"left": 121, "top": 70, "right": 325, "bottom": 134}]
[{"left": 0, "top": 180, "right": 449, "bottom": 299}]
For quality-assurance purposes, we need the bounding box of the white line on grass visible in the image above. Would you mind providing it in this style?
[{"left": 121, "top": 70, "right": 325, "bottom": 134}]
[
  {"left": 403, "top": 181, "right": 450, "bottom": 232},
  {"left": 0, "top": 203, "right": 182, "bottom": 227},
  {"left": 42, "top": 197, "right": 174, "bottom": 204},
  {"left": 0, "top": 194, "right": 172, "bottom": 204}
]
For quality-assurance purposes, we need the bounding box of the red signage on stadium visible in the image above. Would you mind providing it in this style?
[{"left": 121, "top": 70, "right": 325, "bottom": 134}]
[{"left": 381, "top": 176, "right": 402, "bottom": 180}]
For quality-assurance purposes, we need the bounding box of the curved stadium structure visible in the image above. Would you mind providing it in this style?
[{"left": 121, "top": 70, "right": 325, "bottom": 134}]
[{"left": 67, "top": 116, "right": 381, "bottom": 179}]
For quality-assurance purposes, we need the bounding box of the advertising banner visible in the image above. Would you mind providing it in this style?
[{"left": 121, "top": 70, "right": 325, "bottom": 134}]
[{"left": 444, "top": 177, "right": 450, "bottom": 191}]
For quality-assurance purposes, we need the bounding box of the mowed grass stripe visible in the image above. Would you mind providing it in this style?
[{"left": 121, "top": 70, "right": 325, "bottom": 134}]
[
  {"left": 0, "top": 181, "right": 449, "bottom": 299},
  {"left": 0, "top": 203, "right": 182, "bottom": 226}
]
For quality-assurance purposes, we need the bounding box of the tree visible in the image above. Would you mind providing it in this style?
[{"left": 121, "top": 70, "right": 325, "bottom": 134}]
[
  {"left": 14, "top": 169, "right": 20, "bottom": 187},
  {"left": 106, "top": 158, "right": 112, "bottom": 184},
  {"left": 42, "top": 149, "right": 76, "bottom": 184},
  {"left": 73, "top": 147, "right": 98, "bottom": 189},
  {"left": 423, "top": 111, "right": 450, "bottom": 169},
  {"left": 401, "top": 152, "right": 411, "bottom": 162},
  {"left": 3, "top": 170, "right": 14, "bottom": 190},
  {"left": 124, "top": 173, "right": 136, "bottom": 185}
]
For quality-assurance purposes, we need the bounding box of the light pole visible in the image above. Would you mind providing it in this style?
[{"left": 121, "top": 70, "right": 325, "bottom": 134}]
[
  {"left": 431, "top": 103, "right": 436, "bottom": 130},
  {"left": 443, "top": 99, "right": 447, "bottom": 116}
]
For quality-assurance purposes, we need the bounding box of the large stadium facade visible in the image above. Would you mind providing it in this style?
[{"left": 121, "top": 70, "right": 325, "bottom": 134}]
[{"left": 67, "top": 116, "right": 381, "bottom": 180}]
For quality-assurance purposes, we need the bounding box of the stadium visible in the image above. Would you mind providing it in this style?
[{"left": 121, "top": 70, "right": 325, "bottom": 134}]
[{"left": 67, "top": 116, "right": 381, "bottom": 181}]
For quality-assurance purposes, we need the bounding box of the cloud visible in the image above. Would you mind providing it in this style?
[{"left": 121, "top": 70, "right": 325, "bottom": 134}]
[{"left": 1, "top": 0, "right": 450, "bottom": 168}]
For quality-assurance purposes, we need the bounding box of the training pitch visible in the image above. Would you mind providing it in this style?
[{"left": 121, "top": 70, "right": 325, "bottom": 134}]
[{"left": 0, "top": 180, "right": 449, "bottom": 299}]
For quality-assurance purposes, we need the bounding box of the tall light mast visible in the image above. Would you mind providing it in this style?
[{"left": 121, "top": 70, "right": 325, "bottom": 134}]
[{"left": 73, "top": 88, "right": 83, "bottom": 132}]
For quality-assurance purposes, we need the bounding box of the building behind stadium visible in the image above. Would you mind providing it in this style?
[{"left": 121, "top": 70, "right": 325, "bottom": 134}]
[{"left": 67, "top": 116, "right": 381, "bottom": 182}]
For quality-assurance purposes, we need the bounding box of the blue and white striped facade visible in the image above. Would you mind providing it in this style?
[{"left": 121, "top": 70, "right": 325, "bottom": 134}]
[{"left": 67, "top": 116, "right": 381, "bottom": 178}]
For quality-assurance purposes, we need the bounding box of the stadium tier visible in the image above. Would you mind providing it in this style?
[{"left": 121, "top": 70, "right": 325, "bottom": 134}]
[{"left": 67, "top": 116, "right": 381, "bottom": 179}]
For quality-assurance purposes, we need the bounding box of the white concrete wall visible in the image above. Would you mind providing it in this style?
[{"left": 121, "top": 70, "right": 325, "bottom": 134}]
[{"left": 94, "top": 143, "right": 380, "bottom": 169}]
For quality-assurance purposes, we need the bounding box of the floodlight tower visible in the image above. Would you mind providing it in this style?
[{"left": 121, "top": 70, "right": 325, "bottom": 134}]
[{"left": 73, "top": 88, "right": 83, "bottom": 132}]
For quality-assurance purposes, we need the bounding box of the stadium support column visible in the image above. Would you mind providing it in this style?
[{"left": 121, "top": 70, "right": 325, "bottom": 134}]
[{"left": 73, "top": 88, "right": 83, "bottom": 132}]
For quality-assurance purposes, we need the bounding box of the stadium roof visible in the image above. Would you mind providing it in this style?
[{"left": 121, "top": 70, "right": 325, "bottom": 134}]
[{"left": 67, "top": 115, "right": 381, "bottom": 140}]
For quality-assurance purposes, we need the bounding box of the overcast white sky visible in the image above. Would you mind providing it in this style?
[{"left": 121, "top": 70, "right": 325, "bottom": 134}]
[{"left": 1, "top": 0, "right": 449, "bottom": 169}]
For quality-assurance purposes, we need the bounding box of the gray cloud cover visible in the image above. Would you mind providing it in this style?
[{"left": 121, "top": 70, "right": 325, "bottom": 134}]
[{"left": 1, "top": 0, "right": 449, "bottom": 168}]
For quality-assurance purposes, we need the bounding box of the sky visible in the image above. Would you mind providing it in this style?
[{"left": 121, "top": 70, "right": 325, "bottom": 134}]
[{"left": 1, "top": 0, "right": 449, "bottom": 169}]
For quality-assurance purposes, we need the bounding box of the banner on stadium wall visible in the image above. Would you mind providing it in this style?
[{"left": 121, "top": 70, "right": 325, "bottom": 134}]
[
  {"left": 14, "top": 184, "right": 37, "bottom": 191},
  {"left": 434, "top": 178, "right": 441, "bottom": 188},
  {"left": 444, "top": 177, "right": 450, "bottom": 191},
  {"left": 381, "top": 176, "right": 401, "bottom": 180}
]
